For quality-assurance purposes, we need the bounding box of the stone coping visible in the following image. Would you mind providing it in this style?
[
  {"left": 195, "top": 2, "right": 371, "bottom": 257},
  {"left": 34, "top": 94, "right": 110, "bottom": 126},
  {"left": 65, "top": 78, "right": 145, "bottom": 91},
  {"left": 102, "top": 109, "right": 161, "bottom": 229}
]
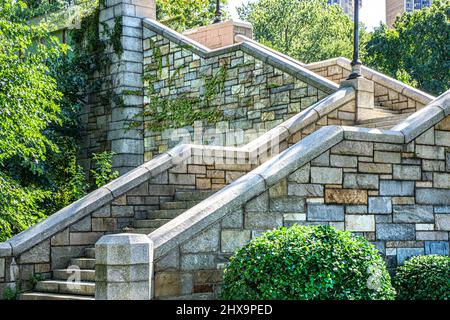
[
  {"left": 149, "top": 90, "right": 450, "bottom": 259},
  {"left": 0, "top": 87, "right": 354, "bottom": 257},
  {"left": 183, "top": 19, "right": 253, "bottom": 35},
  {"left": 142, "top": 18, "right": 338, "bottom": 94},
  {"left": 306, "top": 57, "right": 435, "bottom": 105}
]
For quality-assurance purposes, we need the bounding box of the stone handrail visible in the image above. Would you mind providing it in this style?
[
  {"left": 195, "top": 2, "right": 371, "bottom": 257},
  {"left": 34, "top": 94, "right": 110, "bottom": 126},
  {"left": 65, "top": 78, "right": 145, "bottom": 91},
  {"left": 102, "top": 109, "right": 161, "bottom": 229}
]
[
  {"left": 233, "top": 35, "right": 435, "bottom": 106},
  {"left": 306, "top": 57, "right": 435, "bottom": 105},
  {"left": 149, "top": 90, "right": 449, "bottom": 259},
  {"left": 142, "top": 18, "right": 338, "bottom": 94},
  {"left": 0, "top": 86, "right": 355, "bottom": 257}
]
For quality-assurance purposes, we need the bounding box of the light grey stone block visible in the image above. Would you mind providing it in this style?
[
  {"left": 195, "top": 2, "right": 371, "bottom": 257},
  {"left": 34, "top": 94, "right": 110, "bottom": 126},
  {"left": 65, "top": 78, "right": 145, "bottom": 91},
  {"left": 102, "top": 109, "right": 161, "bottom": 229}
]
[
  {"left": 288, "top": 184, "right": 324, "bottom": 197},
  {"left": 346, "top": 205, "right": 368, "bottom": 214},
  {"left": 96, "top": 233, "right": 153, "bottom": 266},
  {"left": 416, "top": 145, "right": 445, "bottom": 160},
  {"left": 180, "top": 254, "right": 216, "bottom": 271},
  {"left": 0, "top": 258, "right": 5, "bottom": 278},
  {"left": 393, "top": 165, "right": 421, "bottom": 180},
  {"left": 270, "top": 197, "right": 306, "bottom": 213},
  {"left": 245, "top": 192, "right": 269, "bottom": 212},
  {"left": 70, "top": 216, "right": 92, "bottom": 232},
  {"left": 311, "top": 151, "right": 330, "bottom": 166},
  {"left": 18, "top": 240, "right": 50, "bottom": 264},
  {"left": 330, "top": 155, "right": 358, "bottom": 168},
  {"left": 393, "top": 205, "right": 434, "bottom": 223},
  {"left": 96, "top": 281, "right": 152, "bottom": 300},
  {"left": 221, "top": 230, "right": 251, "bottom": 253},
  {"left": 307, "top": 204, "right": 344, "bottom": 221},
  {"left": 221, "top": 210, "right": 243, "bottom": 229},
  {"left": 345, "top": 215, "right": 375, "bottom": 232},
  {"left": 180, "top": 224, "right": 219, "bottom": 254},
  {"left": 245, "top": 212, "right": 283, "bottom": 229},
  {"left": 435, "top": 206, "right": 450, "bottom": 213},
  {"left": 288, "top": 164, "right": 310, "bottom": 183},
  {"left": 368, "top": 197, "right": 392, "bottom": 214},
  {"left": 433, "top": 173, "right": 450, "bottom": 188},
  {"left": 416, "top": 232, "right": 448, "bottom": 241},
  {"left": 416, "top": 188, "right": 450, "bottom": 205},
  {"left": 331, "top": 140, "right": 373, "bottom": 156},
  {"left": 435, "top": 214, "right": 450, "bottom": 230},
  {"left": 311, "top": 167, "right": 342, "bottom": 184},
  {"left": 376, "top": 224, "right": 415, "bottom": 240},
  {"left": 379, "top": 181, "right": 414, "bottom": 196},
  {"left": 344, "top": 173, "right": 379, "bottom": 189}
]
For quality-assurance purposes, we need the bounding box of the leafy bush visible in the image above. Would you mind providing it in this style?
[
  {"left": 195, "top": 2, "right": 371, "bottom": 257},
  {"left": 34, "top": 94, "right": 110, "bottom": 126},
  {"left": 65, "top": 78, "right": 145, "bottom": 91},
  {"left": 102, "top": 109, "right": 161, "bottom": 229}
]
[
  {"left": 394, "top": 255, "right": 450, "bottom": 300},
  {"left": 221, "top": 225, "right": 395, "bottom": 300},
  {"left": 91, "top": 151, "right": 119, "bottom": 188}
]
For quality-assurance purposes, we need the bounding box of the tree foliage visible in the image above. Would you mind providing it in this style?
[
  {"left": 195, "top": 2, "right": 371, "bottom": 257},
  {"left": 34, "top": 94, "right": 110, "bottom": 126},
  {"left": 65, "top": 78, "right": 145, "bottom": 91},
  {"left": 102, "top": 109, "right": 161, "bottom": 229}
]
[
  {"left": 365, "top": 0, "right": 450, "bottom": 95},
  {"left": 156, "top": 0, "right": 228, "bottom": 31},
  {"left": 238, "top": 0, "right": 367, "bottom": 63}
]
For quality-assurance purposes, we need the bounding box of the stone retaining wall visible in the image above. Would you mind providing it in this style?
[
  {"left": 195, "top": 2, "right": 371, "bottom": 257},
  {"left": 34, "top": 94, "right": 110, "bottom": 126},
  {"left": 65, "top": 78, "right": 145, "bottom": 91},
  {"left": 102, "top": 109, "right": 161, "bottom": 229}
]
[
  {"left": 141, "top": 19, "right": 338, "bottom": 161},
  {"left": 150, "top": 95, "right": 450, "bottom": 299}
]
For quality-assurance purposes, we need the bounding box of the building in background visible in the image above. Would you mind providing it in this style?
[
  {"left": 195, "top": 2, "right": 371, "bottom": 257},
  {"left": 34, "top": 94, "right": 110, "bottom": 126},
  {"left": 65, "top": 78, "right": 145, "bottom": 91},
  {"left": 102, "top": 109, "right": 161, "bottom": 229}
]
[
  {"left": 386, "top": 0, "right": 432, "bottom": 27},
  {"left": 327, "top": 0, "right": 362, "bottom": 19}
]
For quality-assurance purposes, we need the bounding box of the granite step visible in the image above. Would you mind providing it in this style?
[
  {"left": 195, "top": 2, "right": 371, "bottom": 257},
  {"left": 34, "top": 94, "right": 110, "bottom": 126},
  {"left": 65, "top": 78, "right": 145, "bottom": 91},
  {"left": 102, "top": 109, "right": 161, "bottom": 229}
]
[
  {"left": 53, "top": 269, "right": 96, "bottom": 282},
  {"left": 20, "top": 292, "right": 95, "bottom": 301},
  {"left": 34, "top": 280, "right": 95, "bottom": 296},
  {"left": 147, "top": 209, "right": 185, "bottom": 219},
  {"left": 70, "top": 258, "right": 95, "bottom": 270}
]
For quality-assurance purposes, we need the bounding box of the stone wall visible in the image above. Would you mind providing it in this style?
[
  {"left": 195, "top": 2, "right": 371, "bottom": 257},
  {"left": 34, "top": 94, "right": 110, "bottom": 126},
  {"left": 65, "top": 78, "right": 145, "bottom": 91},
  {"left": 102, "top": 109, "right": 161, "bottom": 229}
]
[
  {"left": 307, "top": 58, "right": 434, "bottom": 112},
  {"left": 79, "top": 0, "right": 156, "bottom": 176},
  {"left": 141, "top": 20, "right": 338, "bottom": 161},
  {"left": 151, "top": 111, "right": 450, "bottom": 300}
]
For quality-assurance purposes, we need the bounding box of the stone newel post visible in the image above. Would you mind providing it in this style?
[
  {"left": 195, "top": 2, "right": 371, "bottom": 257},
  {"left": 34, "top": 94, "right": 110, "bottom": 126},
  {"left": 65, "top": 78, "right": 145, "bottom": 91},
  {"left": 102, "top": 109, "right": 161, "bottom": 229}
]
[{"left": 95, "top": 234, "right": 153, "bottom": 300}]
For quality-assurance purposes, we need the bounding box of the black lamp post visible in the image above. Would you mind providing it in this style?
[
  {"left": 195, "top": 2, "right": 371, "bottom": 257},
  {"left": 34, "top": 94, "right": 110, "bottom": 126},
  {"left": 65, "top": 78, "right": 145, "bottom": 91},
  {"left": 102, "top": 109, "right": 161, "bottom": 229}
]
[
  {"left": 213, "top": 0, "right": 222, "bottom": 23},
  {"left": 347, "top": 0, "right": 362, "bottom": 79}
]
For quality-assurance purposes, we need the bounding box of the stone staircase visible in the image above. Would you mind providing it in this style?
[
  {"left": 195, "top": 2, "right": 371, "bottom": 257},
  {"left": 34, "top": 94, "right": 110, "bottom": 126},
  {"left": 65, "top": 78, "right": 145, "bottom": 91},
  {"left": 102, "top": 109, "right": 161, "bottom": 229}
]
[
  {"left": 356, "top": 106, "right": 413, "bottom": 129},
  {"left": 19, "top": 190, "right": 213, "bottom": 300}
]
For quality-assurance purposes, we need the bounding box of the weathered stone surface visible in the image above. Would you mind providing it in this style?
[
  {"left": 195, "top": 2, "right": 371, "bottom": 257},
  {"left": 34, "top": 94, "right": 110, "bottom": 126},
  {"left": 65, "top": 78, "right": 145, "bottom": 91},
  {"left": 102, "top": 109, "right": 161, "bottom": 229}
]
[
  {"left": 392, "top": 205, "right": 434, "bottom": 223},
  {"left": 346, "top": 205, "right": 368, "bottom": 214},
  {"left": 245, "top": 212, "right": 283, "bottom": 229},
  {"left": 374, "top": 151, "right": 401, "bottom": 164},
  {"left": 424, "top": 241, "right": 449, "bottom": 255},
  {"left": 368, "top": 197, "right": 392, "bottom": 214},
  {"left": 96, "top": 234, "right": 153, "bottom": 266},
  {"left": 270, "top": 197, "right": 305, "bottom": 213},
  {"left": 379, "top": 181, "right": 414, "bottom": 196},
  {"left": 416, "top": 232, "right": 448, "bottom": 241},
  {"left": 397, "top": 248, "right": 424, "bottom": 265},
  {"left": 435, "top": 214, "right": 450, "bottom": 230},
  {"left": 221, "top": 210, "right": 243, "bottom": 228},
  {"left": 221, "top": 230, "right": 251, "bottom": 253},
  {"left": 50, "top": 228, "right": 70, "bottom": 246},
  {"left": 331, "top": 140, "right": 373, "bottom": 156},
  {"left": 245, "top": 192, "right": 269, "bottom": 212},
  {"left": 393, "top": 165, "right": 421, "bottom": 180},
  {"left": 376, "top": 224, "right": 415, "bottom": 240},
  {"left": 345, "top": 215, "right": 375, "bottom": 232},
  {"left": 433, "top": 173, "right": 450, "bottom": 188},
  {"left": 19, "top": 241, "right": 50, "bottom": 264},
  {"left": 70, "top": 232, "right": 104, "bottom": 246},
  {"left": 307, "top": 204, "right": 344, "bottom": 221},
  {"left": 51, "top": 246, "right": 85, "bottom": 270},
  {"left": 181, "top": 224, "right": 220, "bottom": 254},
  {"left": 325, "top": 189, "right": 367, "bottom": 204},
  {"left": 181, "top": 254, "right": 216, "bottom": 271},
  {"left": 155, "top": 248, "right": 179, "bottom": 272},
  {"left": 288, "top": 164, "right": 310, "bottom": 183},
  {"left": 154, "top": 272, "right": 182, "bottom": 297},
  {"left": 330, "top": 155, "right": 357, "bottom": 168},
  {"left": 416, "top": 189, "right": 450, "bottom": 205},
  {"left": 311, "top": 167, "right": 342, "bottom": 184},
  {"left": 288, "top": 184, "right": 324, "bottom": 197},
  {"left": 359, "top": 163, "right": 392, "bottom": 174},
  {"left": 343, "top": 173, "right": 378, "bottom": 189}
]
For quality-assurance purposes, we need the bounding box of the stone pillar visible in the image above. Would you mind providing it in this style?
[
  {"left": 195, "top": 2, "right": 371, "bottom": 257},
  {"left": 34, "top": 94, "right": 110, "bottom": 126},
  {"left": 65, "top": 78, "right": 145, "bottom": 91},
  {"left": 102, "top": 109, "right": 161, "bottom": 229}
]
[
  {"left": 340, "top": 76, "right": 374, "bottom": 122},
  {"left": 91, "top": 0, "right": 156, "bottom": 175},
  {"left": 95, "top": 234, "right": 153, "bottom": 300},
  {"left": 183, "top": 20, "right": 253, "bottom": 49}
]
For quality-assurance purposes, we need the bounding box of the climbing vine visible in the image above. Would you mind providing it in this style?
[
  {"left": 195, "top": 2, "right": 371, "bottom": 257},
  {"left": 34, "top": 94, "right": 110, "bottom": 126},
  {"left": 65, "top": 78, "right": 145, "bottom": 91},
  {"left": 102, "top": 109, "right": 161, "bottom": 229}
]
[{"left": 131, "top": 38, "right": 226, "bottom": 132}]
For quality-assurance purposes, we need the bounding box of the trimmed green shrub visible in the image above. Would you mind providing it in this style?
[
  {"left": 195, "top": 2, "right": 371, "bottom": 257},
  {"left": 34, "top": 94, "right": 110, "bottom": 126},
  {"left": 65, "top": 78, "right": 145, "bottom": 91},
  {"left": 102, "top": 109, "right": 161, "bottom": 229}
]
[
  {"left": 394, "top": 255, "right": 450, "bottom": 300},
  {"left": 221, "top": 225, "right": 395, "bottom": 300}
]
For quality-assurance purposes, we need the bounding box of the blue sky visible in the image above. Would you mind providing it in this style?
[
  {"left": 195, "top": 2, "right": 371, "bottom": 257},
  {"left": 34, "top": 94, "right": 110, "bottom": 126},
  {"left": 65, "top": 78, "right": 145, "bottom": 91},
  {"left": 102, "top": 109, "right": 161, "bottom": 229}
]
[{"left": 227, "top": 0, "right": 386, "bottom": 31}]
